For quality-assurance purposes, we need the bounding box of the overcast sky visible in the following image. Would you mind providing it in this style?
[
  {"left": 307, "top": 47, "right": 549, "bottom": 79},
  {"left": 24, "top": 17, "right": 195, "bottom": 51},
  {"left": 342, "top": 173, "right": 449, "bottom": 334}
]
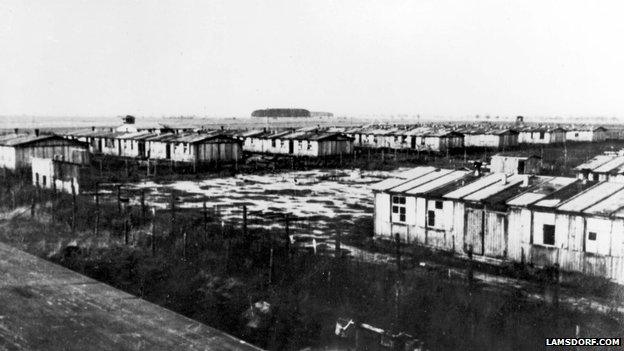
[{"left": 1, "top": 0, "right": 623, "bottom": 119}]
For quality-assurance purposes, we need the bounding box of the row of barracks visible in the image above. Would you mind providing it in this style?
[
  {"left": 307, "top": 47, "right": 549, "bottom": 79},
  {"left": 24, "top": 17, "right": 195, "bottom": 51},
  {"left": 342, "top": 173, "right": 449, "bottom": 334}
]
[{"left": 372, "top": 164, "right": 624, "bottom": 283}]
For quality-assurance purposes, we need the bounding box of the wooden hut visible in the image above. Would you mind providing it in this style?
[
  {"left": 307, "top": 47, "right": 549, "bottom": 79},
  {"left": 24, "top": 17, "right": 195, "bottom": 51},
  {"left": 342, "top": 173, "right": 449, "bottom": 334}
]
[
  {"left": 460, "top": 128, "right": 519, "bottom": 149},
  {"left": 517, "top": 126, "right": 566, "bottom": 144},
  {"left": 146, "top": 132, "right": 241, "bottom": 164},
  {"left": 0, "top": 133, "right": 89, "bottom": 170},
  {"left": 373, "top": 166, "right": 624, "bottom": 283},
  {"left": 565, "top": 126, "right": 608, "bottom": 142}
]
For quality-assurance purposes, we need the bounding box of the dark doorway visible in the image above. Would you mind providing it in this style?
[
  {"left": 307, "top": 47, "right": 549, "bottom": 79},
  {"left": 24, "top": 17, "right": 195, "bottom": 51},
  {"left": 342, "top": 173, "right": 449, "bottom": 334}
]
[
  {"left": 289, "top": 140, "right": 294, "bottom": 154},
  {"left": 166, "top": 144, "right": 171, "bottom": 159},
  {"left": 138, "top": 142, "right": 146, "bottom": 158},
  {"left": 518, "top": 160, "right": 525, "bottom": 174},
  {"left": 411, "top": 137, "right": 416, "bottom": 149}
]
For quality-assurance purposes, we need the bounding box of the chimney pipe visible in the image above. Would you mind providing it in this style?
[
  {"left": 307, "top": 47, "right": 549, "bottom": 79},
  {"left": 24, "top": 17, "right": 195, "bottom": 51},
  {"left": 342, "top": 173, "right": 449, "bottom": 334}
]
[
  {"left": 473, "top": 161, "right": 482, "bottom": 177},
  {"left": 522, "top": 174, "right": 530, "bottom": 187}
]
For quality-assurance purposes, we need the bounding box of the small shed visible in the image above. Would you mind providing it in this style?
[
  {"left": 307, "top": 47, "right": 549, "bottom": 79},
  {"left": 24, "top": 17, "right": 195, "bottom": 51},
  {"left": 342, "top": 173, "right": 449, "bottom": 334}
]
[{"left": 490, "top": 152, "right": 542, "bottom": 174}]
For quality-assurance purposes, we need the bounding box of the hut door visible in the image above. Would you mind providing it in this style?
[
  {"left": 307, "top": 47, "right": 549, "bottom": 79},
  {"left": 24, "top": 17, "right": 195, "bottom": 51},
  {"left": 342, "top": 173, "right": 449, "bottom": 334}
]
[
  {"left": 410, "top": 137, "right": 416, "bottom": 149},
  {"left": 97, "top": 139, "right": 102, "bottom": 152},
  {"left": 465, "top": 208, "right": 484, "bottom": 255},
  {"left": 138, "top": 142, "right": 145, "bottom": 158},
  {"left": 517, "top": 160, "right": 525, "bottom": 174},
  {"left": 166, "top": 144, "right": 171, "bottom": 159},
  {"left": 289, "top": 140, "right": 294, "bottom": 154}
]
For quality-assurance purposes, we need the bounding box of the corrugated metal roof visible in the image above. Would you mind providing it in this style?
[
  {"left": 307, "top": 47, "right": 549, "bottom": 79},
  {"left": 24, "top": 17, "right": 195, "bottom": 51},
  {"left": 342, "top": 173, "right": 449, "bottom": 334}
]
[
  {"left": 506, "top": 177, "right": 577, "bottom": 206},
  {"left": 405, "top": 170, "right": 471, "bottom": 195},
  {"left": 531, "top": 181, "right": 596, "bottom": 208},
  {"left": 573, "top": 155, "right": 615, "bottom": 171},
  {"left": 556, "top": 182, "right": 624, "bottom": 213},
  {"left": 492, "top": 151, "right": 541, "bottom": 159},
  {"left": 443, "top": 173, "right": 505, "bottom": 199},
  {"left": 591, "top": 157, "right": 624, "bottom": 173},
  {"left": 388, "top": 169, "right": 454, "bottom": 193},
  {"left": 0, "top": 134, "right": 62, "bottom": 146},
  {"left": 369, "top": 167, "right": 437, "bottom": 191},
  {"left": 461, "top": 174, "right": 525, "bottom": 202},
  {"left": 393, "top": 167, "right": 438, "bottom": 179},
  {"left": 583, "top": 187, "right": 624, "bottom": 217}
]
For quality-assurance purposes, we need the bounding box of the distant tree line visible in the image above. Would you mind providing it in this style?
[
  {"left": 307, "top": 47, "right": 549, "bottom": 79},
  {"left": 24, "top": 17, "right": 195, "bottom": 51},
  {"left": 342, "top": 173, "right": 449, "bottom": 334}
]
[{"left": 252, "top": 108, "right": 311, "bottom": 118}]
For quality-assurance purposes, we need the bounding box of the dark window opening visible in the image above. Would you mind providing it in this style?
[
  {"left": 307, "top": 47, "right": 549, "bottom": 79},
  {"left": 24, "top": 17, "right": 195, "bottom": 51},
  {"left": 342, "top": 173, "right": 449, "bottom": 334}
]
[
  {"left": 539, "top": 131, "right": 545, "bottom": 139},
  {"left": 392, "top": 206, "right": 398, "bottom": 213},
  {"left": 435, "top": 201, "right": 443, "bottom": 209},
  {"left": 428, "top": 210, "right": 435, "bottom": 227},
  {"left": 543, "top": 224, "right": 555, "bottom": 245},
  {"left": 42, "top": 175, "right": 47, "bottom": 186},
  {"left": 588, "top": 232, "right": 597, "bottom": 241}
]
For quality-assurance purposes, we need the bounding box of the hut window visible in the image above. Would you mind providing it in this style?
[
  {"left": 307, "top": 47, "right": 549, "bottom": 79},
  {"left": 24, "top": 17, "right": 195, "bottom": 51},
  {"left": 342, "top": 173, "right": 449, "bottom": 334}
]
[
  {"left": 183, "top": 143, "right": 188, "bottom": 153},
  {"left": 130, "top": 141, "right": 133, "bottom": 150},
  {"left": 435, "top": 201, "right": 443, "bottom": 209},
  {"left": 42, "top": 176, "right": 47, "bottom": 186},
  {"left": 420, "top": 139, "right": 425, "bottom": 145},
  {"left": 427, "top": 211, "right": 435, "bottom": 227},
  {"left": 298, "top": 140, "right": 302, "bottom": 149},
  {"left": 307, "top": 142, "right": 312, "bottom": 150},
  {"left": 271, "top": 139, "right": 276, "bottom": 148},
  {"left": 392, "top": 196, "right": 406, "bottom": 222},
  {"left": 588, "top": 232, "right": 597, "bottom": 241},
  {"left": 543, "top": 224, "right": 555, "bottom": 245},
  {"left": 575, "top": 133, "right": 579, "bottom": 137},
  {"left": 539, "top": 131, "right": 545, "bottom": 139}
]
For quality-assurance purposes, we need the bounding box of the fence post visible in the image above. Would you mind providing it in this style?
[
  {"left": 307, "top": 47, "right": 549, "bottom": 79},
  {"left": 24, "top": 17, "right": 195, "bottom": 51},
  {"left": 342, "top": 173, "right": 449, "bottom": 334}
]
[
  {"left": 203, "top": 201, "right": 208, "bottom": 234},
  {"left": 71, "top": 179, "right": 76, "bottom": 234},
  {"left": 140, "top": 189, "right": 146, "bottom": 225},
  {"left": 242, "top": 205, "right": 247, "bottom": 236},
  {"left": 30, "top": 193, "right": 36, "bottom": 217},
  {"left": 269, "top": 233, "right": 274, "bottom": 285},
  {"left": 170, "top": 190, "right": 176, "bottom": 237},
  {"left": 151, "top": 208, "right": 156, "bottom": 256},
  {"left": 395, "top": 233, "right": 401, "bottom": 274},
  {"left": 116, "top": 184, "right": 121, "bottom": 213},
  {"left": 183, "top": 232, "right": 187, "bottom": 259},
  {"left": 51, "top": 178, "right": 57, "bottom": 222},
  {"left": 94, "top": 182, "right": 100, "bottom": 236},
  {"left": 335, "top": 227, "right": 341, "bottom": 259}
]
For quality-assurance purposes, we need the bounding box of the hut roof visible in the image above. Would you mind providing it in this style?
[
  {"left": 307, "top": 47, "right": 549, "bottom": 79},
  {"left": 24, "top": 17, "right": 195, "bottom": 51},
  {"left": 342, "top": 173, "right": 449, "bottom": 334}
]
[{"left": 0, "top": 134, "right": 84, "bottom": 147}]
